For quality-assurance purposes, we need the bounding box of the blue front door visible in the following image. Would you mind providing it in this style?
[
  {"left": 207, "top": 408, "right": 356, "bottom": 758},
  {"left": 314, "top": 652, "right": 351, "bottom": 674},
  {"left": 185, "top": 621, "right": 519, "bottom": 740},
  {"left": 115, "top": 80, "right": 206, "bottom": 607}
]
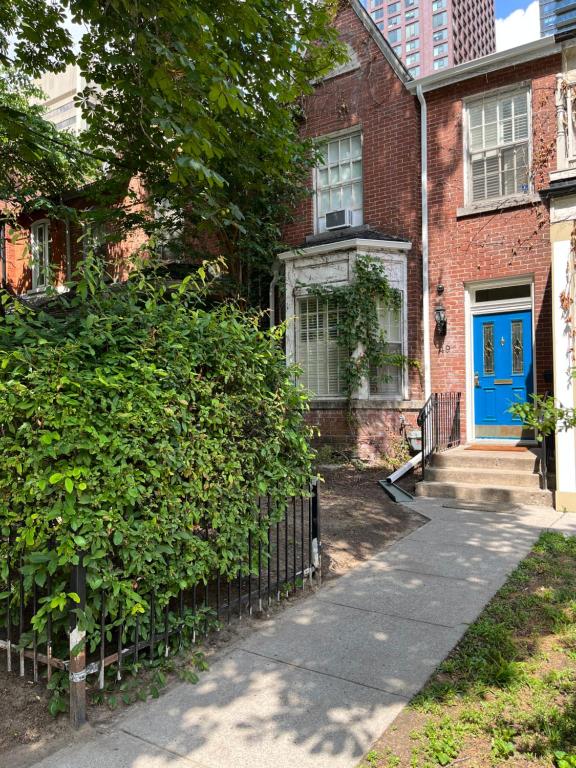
[{"left": 473, "top": 310, "right": 533, "bottom": 440}]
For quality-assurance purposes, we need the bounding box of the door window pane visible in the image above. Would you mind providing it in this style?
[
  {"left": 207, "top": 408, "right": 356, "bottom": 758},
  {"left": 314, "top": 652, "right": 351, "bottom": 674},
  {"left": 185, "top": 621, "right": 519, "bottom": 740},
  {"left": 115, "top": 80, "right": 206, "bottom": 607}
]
[
  {"left": 483, "top": 323, "right": 495, "bottom": 375},
  {"left": 512, "top": 320, "right": 523, "bottom": 374}
]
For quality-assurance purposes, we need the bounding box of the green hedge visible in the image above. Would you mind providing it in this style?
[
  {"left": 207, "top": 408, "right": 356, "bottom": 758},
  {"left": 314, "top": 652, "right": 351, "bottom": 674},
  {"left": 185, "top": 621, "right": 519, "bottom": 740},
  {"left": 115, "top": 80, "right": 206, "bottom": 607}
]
[{"left": 0, "top": 264, "right": 313, "bottom": 643}]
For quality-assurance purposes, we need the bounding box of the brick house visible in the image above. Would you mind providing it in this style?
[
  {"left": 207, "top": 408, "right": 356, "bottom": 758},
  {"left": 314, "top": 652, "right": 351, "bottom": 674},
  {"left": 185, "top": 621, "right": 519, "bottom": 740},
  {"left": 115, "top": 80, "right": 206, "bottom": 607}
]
[
  {"left": 0, "top": 179, "right": 146, "bottom": 298},
  {"left": 280, "top": 0, "right": 424, "bottom": 461},
  {"left": 281, "top": 0, "right": 572, "bottom": 506}
]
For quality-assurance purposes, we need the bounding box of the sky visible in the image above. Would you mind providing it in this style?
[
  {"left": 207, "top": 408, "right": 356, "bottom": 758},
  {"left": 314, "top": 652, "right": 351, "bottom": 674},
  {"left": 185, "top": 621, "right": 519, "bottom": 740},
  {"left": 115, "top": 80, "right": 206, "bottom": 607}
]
[{"left": 495, "top": 0, "right": 540, "bottom": 51}]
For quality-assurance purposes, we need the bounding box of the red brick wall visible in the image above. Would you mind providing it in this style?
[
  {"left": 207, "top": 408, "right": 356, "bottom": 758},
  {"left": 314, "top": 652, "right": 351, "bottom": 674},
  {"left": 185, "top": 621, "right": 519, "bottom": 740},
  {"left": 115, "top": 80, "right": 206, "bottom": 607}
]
[
  {"left": 426, "top": 54, "right": 561, "bottom": 441},
  {"left": 283, "top": 4, "right": 424, "bottom": 460}
]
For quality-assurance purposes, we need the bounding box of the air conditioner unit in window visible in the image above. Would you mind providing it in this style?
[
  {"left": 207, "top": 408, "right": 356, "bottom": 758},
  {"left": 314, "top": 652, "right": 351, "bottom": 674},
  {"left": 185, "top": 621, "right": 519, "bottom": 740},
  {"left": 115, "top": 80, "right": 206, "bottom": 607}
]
[{"left": 325, "top": 209, "right": 353, "bottom": 230}]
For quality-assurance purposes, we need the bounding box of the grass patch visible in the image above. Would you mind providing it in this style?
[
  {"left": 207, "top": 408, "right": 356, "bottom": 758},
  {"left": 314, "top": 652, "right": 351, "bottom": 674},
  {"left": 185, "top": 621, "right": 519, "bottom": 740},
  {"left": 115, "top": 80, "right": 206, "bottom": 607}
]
[{"left": 362, "top": 532, "right": 576, "bottom": 767}]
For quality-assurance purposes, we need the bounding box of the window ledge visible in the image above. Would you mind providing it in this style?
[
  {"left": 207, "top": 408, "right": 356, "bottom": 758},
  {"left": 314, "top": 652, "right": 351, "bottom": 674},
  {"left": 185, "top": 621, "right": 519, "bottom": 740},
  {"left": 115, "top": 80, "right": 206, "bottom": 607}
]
[
  {"left": 456, "top": 193, "right": 540, "bottom": 219},
  {"left": 309, "top": 398, "right": 423, "bottom": 411}
]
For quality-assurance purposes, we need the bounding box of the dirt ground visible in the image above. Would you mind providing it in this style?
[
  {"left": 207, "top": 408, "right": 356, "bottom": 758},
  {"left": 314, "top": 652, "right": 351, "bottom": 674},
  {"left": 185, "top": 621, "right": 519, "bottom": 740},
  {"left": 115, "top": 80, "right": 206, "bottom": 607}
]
[
  {"left": 319, "top": 465, "right": 423, "bottom": 578},
  {"left": 3, "top": 465, "right": 425, "bottom": 765}
]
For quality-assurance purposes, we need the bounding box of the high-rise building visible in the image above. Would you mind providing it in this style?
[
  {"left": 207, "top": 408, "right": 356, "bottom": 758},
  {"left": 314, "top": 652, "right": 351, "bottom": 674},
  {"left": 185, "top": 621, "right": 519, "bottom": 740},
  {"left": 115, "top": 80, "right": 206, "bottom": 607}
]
[
  {"left": 361, "top": 0, "right": 495, "bottom": 77},
  {"left": 540, "top": 0, "right": 576, "bottom": 38},
  {"left": 36, "top": 64, "right": 86, "bottom": 134}
]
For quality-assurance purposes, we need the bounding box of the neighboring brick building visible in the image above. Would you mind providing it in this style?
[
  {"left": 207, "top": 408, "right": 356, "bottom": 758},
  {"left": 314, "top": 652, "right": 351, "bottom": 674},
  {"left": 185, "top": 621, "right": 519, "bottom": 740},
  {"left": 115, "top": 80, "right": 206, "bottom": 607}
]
[
  {"left": 280, "top": 0, "right": 423, "bottom": 460},
  {"left": 0, "top": 179, "right": 146, "bottom": 297},
  {"left": 361, "top": 0, "right": 495, "bottom": 78}
]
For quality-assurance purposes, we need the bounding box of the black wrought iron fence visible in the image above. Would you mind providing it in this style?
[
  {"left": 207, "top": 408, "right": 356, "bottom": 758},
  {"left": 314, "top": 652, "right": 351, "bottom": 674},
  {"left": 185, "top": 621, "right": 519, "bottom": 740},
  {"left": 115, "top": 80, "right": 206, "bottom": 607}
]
[
  {"left": 0, "top": 481, "right": 321, "bottom": 726},
  {"left": 418, "top": 392, "right": 461, "bottom": 479}
]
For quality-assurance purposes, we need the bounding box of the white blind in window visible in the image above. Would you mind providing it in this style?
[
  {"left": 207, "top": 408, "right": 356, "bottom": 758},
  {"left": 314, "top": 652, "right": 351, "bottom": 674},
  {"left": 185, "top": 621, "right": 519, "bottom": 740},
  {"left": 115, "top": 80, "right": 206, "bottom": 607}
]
[
  {"left": 297, "top": 295, "right": 347, "bottom": 397},
  {"left": 467, "top": 90, "right": 530, "bottom": 203}
]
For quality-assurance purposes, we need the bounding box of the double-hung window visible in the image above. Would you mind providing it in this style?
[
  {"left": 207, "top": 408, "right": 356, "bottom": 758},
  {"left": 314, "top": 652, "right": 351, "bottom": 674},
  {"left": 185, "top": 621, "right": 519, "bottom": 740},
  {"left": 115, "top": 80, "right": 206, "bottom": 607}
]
[
  {"left": 465, "top": 88, "right": 531, "bottom": 203},
  {"left": 297, "top": 295, "right": 347, "bottom": 397},
  {"left": 315, "top": 132, "right": 363, "bottom": 233},
  {"left": 30, "top": 220, "right": 50, "bottom": 290},
  {"left": 369, "top": 299, "right": 404, "bottom": 398}
]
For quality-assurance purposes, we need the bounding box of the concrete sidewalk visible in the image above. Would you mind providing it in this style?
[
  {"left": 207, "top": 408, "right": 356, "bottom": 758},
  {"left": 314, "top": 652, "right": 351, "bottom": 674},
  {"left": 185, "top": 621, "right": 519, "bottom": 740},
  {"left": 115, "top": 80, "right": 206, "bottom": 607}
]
[{"left": 30, "top": 500, "right": 576, "bottom": 768}]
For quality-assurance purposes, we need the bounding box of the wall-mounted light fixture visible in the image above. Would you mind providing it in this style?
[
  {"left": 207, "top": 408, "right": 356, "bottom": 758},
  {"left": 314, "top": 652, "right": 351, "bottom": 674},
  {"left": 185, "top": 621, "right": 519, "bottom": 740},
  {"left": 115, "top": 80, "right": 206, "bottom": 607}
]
[{"left": 435, "top": 305, "right": 447, "bottom": 336}]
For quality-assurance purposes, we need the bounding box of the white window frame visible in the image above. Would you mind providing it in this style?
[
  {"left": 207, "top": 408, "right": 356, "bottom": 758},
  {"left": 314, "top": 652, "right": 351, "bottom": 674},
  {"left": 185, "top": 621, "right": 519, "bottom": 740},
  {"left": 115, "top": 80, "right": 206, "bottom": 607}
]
[
  {"left": 280, "top": 243, "right": 410, "bottom": 403},
  {"left": 30, "top": 219, "right": 51, "bottom": 291},
  {"left": 313, "top": 128, "right": 363, "bottom": 235},
  {"left": 463, "top": 85, "right": 532, "bottom": 206}
]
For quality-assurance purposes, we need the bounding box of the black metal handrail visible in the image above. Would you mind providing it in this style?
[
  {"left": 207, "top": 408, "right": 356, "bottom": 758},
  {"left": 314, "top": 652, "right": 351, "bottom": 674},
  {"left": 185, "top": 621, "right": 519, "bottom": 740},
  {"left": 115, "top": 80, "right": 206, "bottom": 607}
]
[{"left": 417, "top": 392, "right": 462, "bottom": 480}]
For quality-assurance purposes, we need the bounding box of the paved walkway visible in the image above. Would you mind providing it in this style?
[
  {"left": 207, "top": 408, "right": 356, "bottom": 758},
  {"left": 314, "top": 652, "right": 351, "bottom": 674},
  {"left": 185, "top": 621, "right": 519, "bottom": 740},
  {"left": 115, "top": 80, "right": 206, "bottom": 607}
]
[{"left": 31, "top": 500, "right": 576, "bottom": 768}]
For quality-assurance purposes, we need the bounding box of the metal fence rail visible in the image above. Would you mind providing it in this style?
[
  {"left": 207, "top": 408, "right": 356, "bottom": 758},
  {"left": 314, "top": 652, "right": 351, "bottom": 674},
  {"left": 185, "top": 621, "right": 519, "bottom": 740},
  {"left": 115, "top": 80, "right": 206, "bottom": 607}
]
[
  {"left": 1, "top": 480, "right": 321, "bottom": 726},
  {"left": 418, "top": 392, "right": 462, "bottom": 480}
]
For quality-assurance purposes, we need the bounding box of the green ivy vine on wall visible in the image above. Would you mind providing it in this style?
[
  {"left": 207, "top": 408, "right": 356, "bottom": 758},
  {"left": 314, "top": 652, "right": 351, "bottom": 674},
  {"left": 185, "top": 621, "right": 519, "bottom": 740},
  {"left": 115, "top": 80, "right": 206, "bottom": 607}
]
[{"left": 310, "top": 254, "right": 414, "bottom": 412}]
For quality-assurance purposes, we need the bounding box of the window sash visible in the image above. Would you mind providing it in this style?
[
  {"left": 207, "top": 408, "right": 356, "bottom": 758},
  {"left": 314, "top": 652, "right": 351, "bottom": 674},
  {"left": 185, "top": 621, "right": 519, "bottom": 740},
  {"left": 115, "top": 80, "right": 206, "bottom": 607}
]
[
  {"left": 315, "top": 132, "right": 363, "bottom": 233},
  {"left": 369, "top": 298, "right": 404, "bottom": 398},
  {"left": 31, "top": 221, "right": 50, "bottom": 290},
  {"left": 297, "top": 295, "right": 347, "bottom": 397},
  {"left": 466, "top": 90, "right": 531, "bottom": 203}
]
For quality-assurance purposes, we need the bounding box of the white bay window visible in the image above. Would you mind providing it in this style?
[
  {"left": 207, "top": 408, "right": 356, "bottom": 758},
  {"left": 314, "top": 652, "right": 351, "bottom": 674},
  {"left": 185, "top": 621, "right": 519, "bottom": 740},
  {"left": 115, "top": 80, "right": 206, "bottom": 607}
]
[
  {"left": 465, "top": 88, "right": 531, "bottom": 204},
  {"left": 281, "top": 242, "right": 410, "bottom": 403}
]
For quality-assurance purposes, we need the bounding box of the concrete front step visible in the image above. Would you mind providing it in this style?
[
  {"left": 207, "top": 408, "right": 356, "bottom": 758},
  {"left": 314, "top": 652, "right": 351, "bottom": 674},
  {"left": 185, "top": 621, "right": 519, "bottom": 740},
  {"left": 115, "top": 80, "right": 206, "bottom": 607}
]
[
  {"left": 425, "top": 466, "right": 542, "bottom": 490},
  {"left": 431, "top": 446, "right": 540, "bottom": 472},
  {"left": 414, "top": 480, "right": 553, "bottom": 507}
]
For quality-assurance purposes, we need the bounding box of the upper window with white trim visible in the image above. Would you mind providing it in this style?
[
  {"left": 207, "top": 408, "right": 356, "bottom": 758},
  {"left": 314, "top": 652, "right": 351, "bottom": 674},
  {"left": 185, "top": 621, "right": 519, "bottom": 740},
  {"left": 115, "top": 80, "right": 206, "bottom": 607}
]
[
  {"left": 315, "top": 132, "right": 363, "bottom": 234},
  {"left": 30, "top": 220, "right": 51, "bottom": 290},
  {"left": 465, "top": 88, "right": 531, "bottom": 204}
]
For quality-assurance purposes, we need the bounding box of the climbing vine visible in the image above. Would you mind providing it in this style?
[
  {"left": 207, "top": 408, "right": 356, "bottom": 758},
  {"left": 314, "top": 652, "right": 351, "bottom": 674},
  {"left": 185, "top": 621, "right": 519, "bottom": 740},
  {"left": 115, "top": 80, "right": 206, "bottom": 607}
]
[{"left": 310, "top": 254, "right": 412, "bottom": 410}]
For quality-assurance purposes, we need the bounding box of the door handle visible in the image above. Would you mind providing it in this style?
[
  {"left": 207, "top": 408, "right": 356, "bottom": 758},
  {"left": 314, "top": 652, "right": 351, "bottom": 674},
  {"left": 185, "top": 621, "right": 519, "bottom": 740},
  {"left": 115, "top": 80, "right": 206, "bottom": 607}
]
[{"left": 474, "top": 372, "right": 480, "bottom": 387}]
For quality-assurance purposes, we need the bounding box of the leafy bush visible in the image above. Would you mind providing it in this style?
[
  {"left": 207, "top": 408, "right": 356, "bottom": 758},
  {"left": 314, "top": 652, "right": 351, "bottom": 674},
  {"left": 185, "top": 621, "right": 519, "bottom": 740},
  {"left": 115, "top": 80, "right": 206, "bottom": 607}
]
[{"left": 0, "top": 262, "right": 313, "bottom": 646}]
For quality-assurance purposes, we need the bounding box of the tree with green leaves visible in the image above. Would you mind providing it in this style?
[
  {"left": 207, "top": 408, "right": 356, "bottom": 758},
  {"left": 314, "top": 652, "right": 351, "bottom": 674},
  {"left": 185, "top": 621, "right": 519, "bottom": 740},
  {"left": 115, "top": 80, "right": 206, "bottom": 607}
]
[
  {"left": 0, "top": 66, "right": 97, "bottom": 222},
  {"left": 1, "top": 0, "right": 345, "bottom": 300}
]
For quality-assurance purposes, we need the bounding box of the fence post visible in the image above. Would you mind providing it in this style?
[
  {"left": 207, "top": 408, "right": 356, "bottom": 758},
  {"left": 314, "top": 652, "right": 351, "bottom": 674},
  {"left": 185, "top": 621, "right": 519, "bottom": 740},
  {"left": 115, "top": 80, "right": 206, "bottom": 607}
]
[
  {"left": 311, "top": 478, "right": 321, "bottom": 586},
  {"left": 69, "top": 557, "right": 87, "bottom": 728}
]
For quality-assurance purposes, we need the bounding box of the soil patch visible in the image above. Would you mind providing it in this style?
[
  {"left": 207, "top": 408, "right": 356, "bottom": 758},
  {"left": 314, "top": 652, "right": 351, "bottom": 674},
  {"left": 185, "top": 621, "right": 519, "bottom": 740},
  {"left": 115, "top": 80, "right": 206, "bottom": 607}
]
[{"left": 320, "top": 465, "right": 424, "bottom": 578}]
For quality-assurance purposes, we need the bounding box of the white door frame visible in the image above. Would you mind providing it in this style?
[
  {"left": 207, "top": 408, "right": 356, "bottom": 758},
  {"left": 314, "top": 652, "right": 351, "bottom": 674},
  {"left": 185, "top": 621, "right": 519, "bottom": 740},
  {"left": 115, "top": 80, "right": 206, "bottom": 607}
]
[{"left": 464, "top": 275, "right": 536, "bottom": 444}]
